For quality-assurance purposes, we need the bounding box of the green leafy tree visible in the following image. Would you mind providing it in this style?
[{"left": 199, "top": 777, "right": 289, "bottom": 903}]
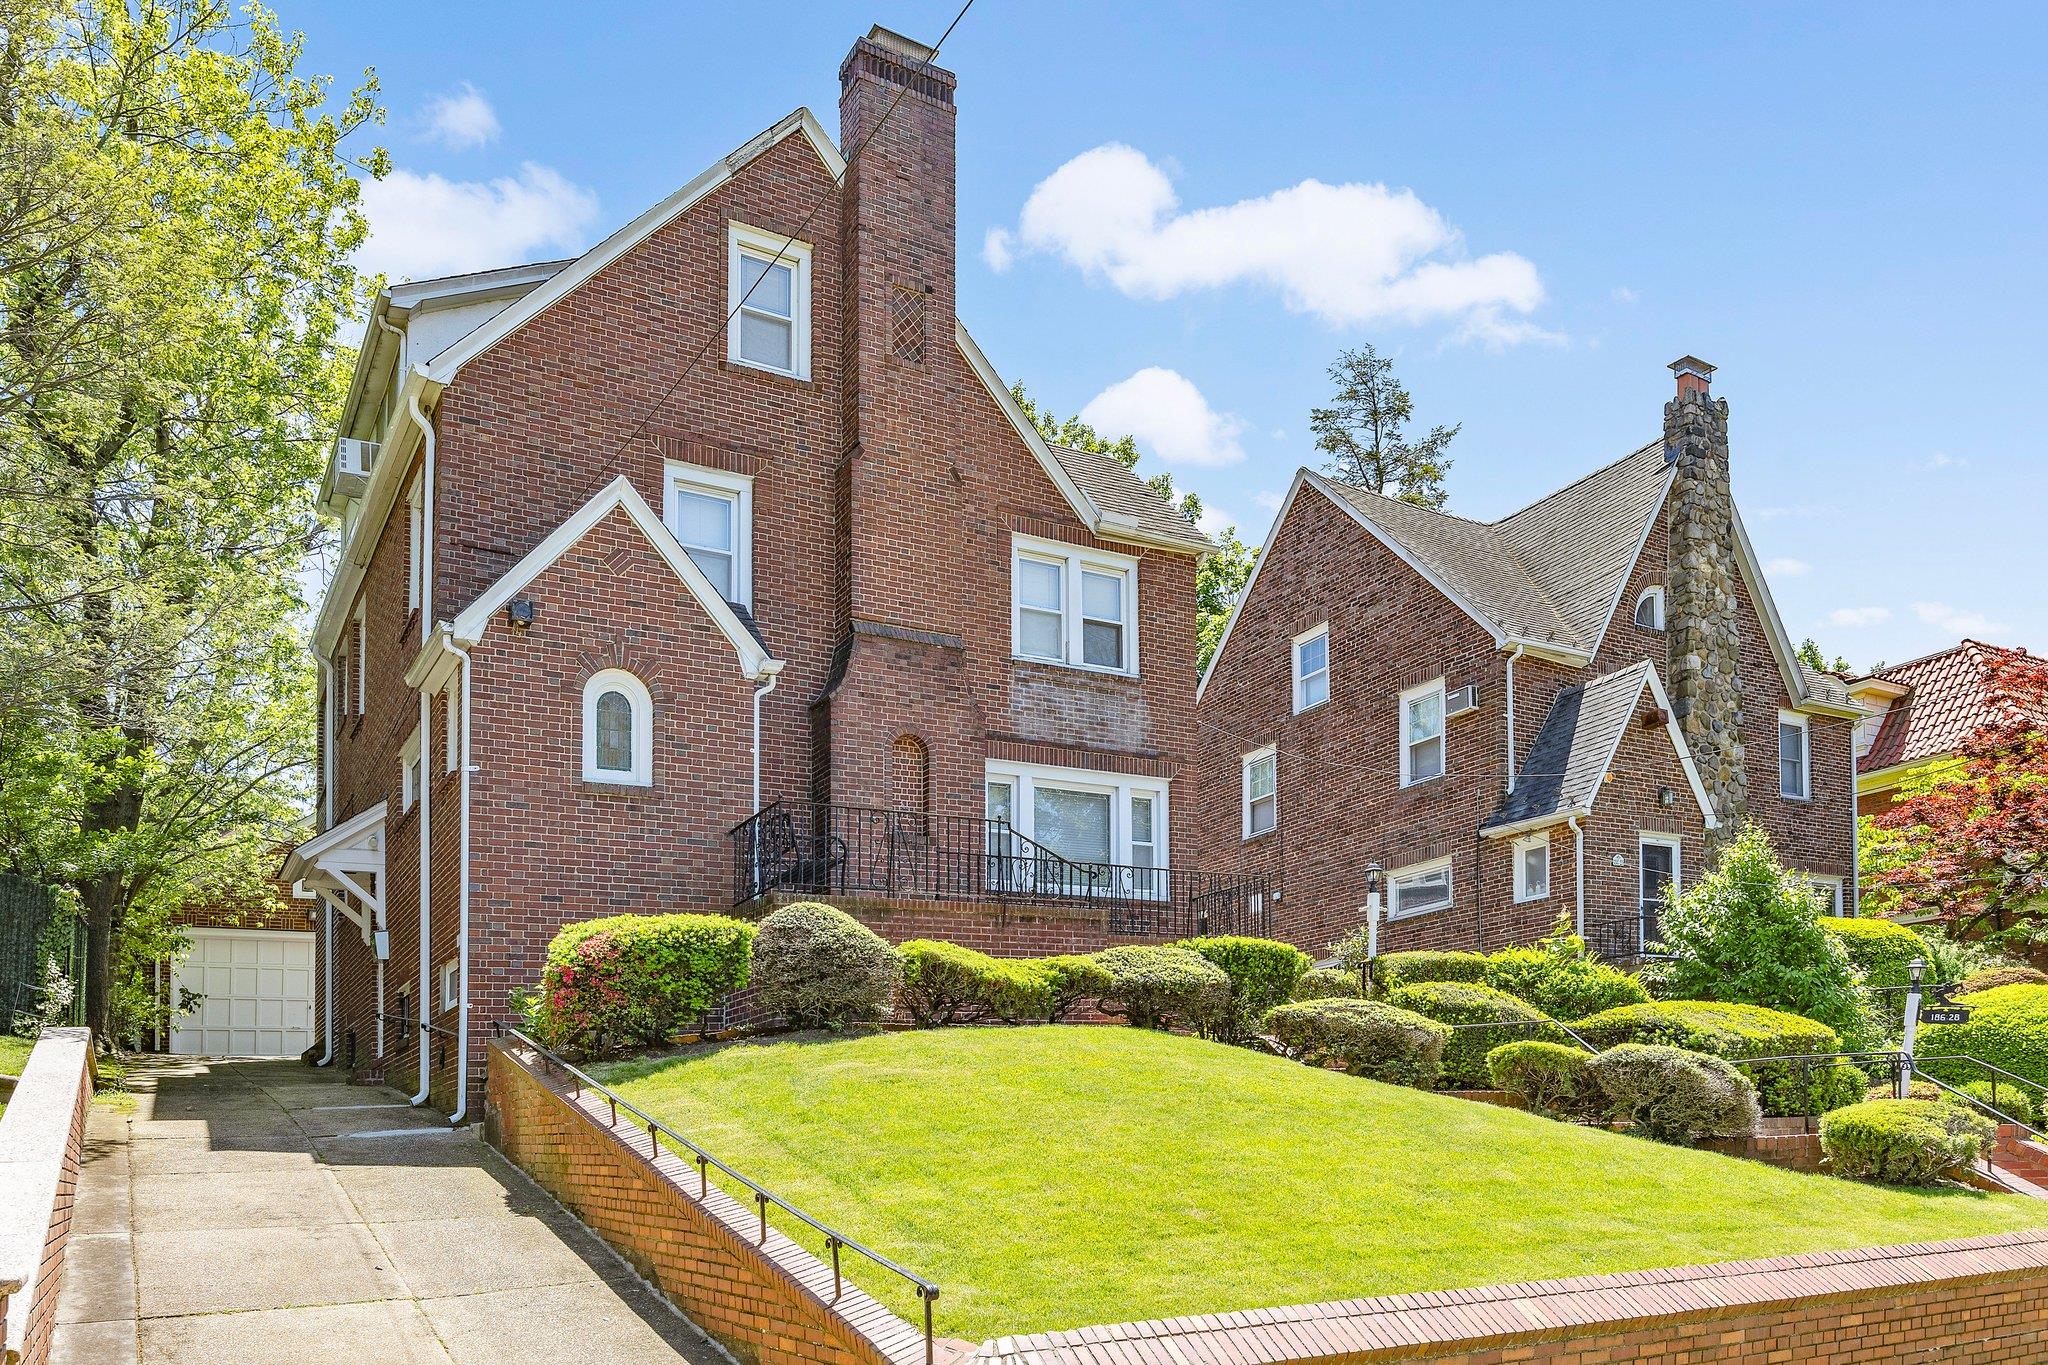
[
  {"left": 1010, "top": 384, "right": 1257, "bottom": 671},
  {"left": 1656, "top": 824, "right": 1868, "bottom": 1044},
  {"left": 1796, "top": 638, "right": 1852, "bottom": 675},
  {"left": 1309, "top": 344, "right": 1457, "bottom": 508},
  {"left": 0, "top": 0, "right": 383, "bottom": 1039}
]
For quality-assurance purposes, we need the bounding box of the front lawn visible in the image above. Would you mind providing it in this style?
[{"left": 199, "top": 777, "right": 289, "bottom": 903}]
[
  {"left": 598, "top": 1027, "right": 2048, "bottom": 1339},
  {"left": 0, "top": 1034, "right": 31, "bottom": 1077}
]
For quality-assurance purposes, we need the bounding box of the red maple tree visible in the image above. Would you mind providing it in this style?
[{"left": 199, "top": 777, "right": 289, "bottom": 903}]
[{"left": 1868, "top": 651, "right": 2048, "bottom": 956}]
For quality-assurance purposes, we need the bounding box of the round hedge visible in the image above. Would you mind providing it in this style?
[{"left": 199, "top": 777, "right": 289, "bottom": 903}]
[
  {"left": 1916, "top": 983, "right": 2048, "bottom": 1093},
  {"left": 1585, "top": 1043, "right": 1760, "bottom": 1144},
  {"left": 1292, "top": 966, "right": 1364, "bottom": 1002},
  {"left": 1818, "top": 917, "right": 1928, "bottom": 988},
  {"left": 751, "top": 902, "right": 900, "bottom": 1030},
  {"left": 1959, "top": 965, "right": 2048, "bottom": 995},
  {"left": 1821, "top": 1098, "right": 1996, "bottom": 1185},
  {"left": 1485, "top": 1040, "right": 1591, "bottom": 1115},
  {"left": 539, "top": 913, "right": 755, "bottom": 1054},
  {"left": 1366, "top": 949, "right": 1489, "bottom": 992},
  {"left": 1265, "top": 998, "right": 1448, "bottom": 1088},
  {"left": 1177, "top": 935, "right": 1311, "bottom": 1041},
  {"left": 1384, "top": 980, "right": 1563, "bottom": 1088},
  {"left": 1033, "top": 955, "right": 1112, "bottom": 1022},
  {"left": 1571, "top": 1000, "right": 1861, "bottom": 1117},
  {"left": 1094, "top": 945, "right": 1229, "bottom": 1031}
]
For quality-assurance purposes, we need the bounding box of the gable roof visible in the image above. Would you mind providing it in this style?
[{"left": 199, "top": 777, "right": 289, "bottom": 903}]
[
  {"left": 1481, "top": 661, "right": 1718, "bottom": 836},
  {"left": 1045, "top": 442, "right": 1214, "bottom": 552},
  {"left": 1860, "top": 639, "right": 2032, "bottom": 774}
]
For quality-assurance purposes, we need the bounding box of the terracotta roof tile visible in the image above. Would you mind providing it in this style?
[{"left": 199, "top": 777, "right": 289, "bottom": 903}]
[{"left": 1861, "top": 639, "right": 2030, "bottom": 773}]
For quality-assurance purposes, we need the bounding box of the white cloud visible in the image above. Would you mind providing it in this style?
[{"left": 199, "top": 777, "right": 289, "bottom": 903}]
[
  {"left": 1611, "top": 285, "right": 1639, "bottom": 304},
  {"left": 1922, "top": 451, "right": 1968, "bottom": 471},
  {"left": 1764, "top": 557, "right": 1810, "bottom": 578},
  {"left": 988, "top": 143, "right": 1549, "bottom": 344},
  {"left": 1826, "top": 606, "right": 1892, "bottom": 628},
  {"left": 357, "top": 162, "right": 599, "bottom": 281},
  {"left": 1252, "top": 488, "right": 1285, "bottom": 512},
  {"left": 420, "top": 82, "right": 501, "bottom": 150},
  {"left": 1912, "top": 601, "right": 2011, "bottom": 637},
  {"left": 1079, "top": 367, "right": 1247, "bottom": 469}
]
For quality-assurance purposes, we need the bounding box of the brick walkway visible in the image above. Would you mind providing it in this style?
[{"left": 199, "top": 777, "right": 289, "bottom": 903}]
[{"left": 53, "top": 1057, "right": 728, "bottom": 1363}]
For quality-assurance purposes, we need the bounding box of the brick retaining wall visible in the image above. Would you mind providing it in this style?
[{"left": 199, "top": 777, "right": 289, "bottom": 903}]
[
  {"left": 484, "top": 1039, "right": 933, "bottom": 1365},
  {"left": 0, "top": 1029, "right": 92, "bottom": 1365}
]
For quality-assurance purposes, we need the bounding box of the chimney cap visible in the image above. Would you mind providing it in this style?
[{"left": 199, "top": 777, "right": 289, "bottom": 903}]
[
  {"left": 1669, "top": 355, "right": 1716, "bottom": 380},
  {"left": 865, "top": 24, "right": 938, "bottom": 63}
]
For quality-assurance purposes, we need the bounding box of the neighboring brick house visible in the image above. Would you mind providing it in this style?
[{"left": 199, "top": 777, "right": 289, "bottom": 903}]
[
  {"left": 1848, "top": 639, "right": 2036, "bottom": 818},
  {"left": 1192, "top": 359, "right": 1864, "bottom": 962},
  {"left": 283, "top": 28, "right": 1253, "bottom": 1112}
]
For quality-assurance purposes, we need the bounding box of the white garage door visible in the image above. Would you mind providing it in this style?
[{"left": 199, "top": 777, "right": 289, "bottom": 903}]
[{"left": 170, "top": 929, "right": 315, "bottom": 1057}]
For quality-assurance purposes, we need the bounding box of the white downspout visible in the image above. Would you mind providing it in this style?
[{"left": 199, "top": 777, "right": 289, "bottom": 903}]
[
  {"left": 375, "top": 957, "right": 385, "bottom": 1057},
  {"left": 751, "top": 667, "right": 783, "bottom": 813},
  {"left": 1504, "top": 644, "right": 1526, "bottom": 792},
  {"left": 1568, "top": 815, "right": 1586, "bottom": 937},
  {"left": 1848, "top": 718, "right": 1861, "bottom": 914},
  {"left": 321, "top": 657, "right": 335, "bottom": 828},
  {"left": 449, "top": 644, "right": 475, "bottom": 1125},
  {"left": 408, "top": 387, "right": 435, "bottom": 650},
  {"left": 317, "top": 903, "right": 334, "bottom": 1066},
  {"left": 405, "top": 386, "right": 437, "bottom": 1108}
]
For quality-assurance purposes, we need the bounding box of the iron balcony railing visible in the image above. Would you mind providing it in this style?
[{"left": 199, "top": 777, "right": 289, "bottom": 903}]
[{"left": 731, "top": 799, "right": 1272, "bottom": 939}]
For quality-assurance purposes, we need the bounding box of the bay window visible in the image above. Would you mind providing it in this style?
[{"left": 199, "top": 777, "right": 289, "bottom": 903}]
[{"left": 1011, "top": 535, "right": 1137, "bottom": 674}]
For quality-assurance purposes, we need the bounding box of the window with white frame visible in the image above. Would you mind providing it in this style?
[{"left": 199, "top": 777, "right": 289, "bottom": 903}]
[
  {"left": 1634, "top": 586, "right": 1664, "bottom": 631},
  {"left": 582, "top": 669, "right": 653, "bottom": 785},
  {"left": 1513, "top": 835, "right": 1550, "bottom": 903},
  {"left": 406, "top": 474, "right": 423, "bottom": 613},
  {"left": 399, "top": 728, "right": 421, "bottom": 813},
  {"left": 1640, "top": 835, "right": 1680, "bottom": 946},
  {"left": 727, "top": 223, "right": 811, "bottom": 379},
  {"left": 1242, "top": 747, "right": 1277, "bottom": 839},
  {"left": 664, "top": 463, "right": 752, "bottom": 607},
  {"left": 1293, "top": 624, "right": 1330, "bottom": 713},
  {"left": 1400, "top": 679, "right": 1446, "bottom": 786},
  {"left": 1388, "top": 856, "right": 1454, "bottom": 920},
  {"left": 984, "top": 761, "right": 1169, "bottom": 896},
  {"left": 1806, "top": 875, "right": 1844, "bottom": 915},
  {"left": 439, "top": 959, "right": 459, "bottom": 1011},
  {"left": 442, "top": 687, "right": 459, "bottom": 774},
  {"left": 1778, "top": 710, "right": 1810, "bottom": 799},
  {"left": 1011, "top": 536, "right": 1137, "bottom": 674}
]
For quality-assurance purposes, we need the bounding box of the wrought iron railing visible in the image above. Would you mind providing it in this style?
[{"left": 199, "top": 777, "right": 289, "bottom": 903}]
[{"left": 731, "top": 800, "right": 1272, "bottom": 938}]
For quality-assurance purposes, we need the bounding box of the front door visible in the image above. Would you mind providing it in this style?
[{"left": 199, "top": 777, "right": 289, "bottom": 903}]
[{"left": 1639, "top": 838, "right": 1680, "bottom": 950}]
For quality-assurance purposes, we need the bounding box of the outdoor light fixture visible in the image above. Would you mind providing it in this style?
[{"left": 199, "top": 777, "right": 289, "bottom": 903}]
[
  {"left": 1611, "top": 852, "right": 1627, "bottom": 868},
  {"left": 1659, "top": 786, "right": 1675, "bottom": 807},
  {"left": 506, "top": 599, "right": 535, "bottom": 629}
]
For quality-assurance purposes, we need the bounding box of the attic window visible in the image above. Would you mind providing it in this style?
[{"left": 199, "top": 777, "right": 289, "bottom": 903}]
[
  {"left": 727, "top": 223, "right": 811, "bottom": 380},
  {"left": 1634, "top": 587, "right": 1665, "bottom": 631}
]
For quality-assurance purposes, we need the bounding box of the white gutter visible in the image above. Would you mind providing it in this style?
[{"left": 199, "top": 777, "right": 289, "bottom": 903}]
[
  {"left": 448, "top": 642, "right": 475, "bottom": 1124},
  {"left": 317, "top": 903, "right": 334, "bottom": 1066},
  {"left": 751, "top": 667, "right": 783, "bottom": 813},
  {"left": 1848, "top": 719, "right": 1861, "bottom": 914},
  {"left": 1504, "top": 644, "right": 1526, "bottom": 793},
  {"left": 411, "top": 683, "right": 432, "bottom": 1107},
  {"left": 1567, "top": 815, "right": 1586, "bottom": 937},
  {"left": 408, "top": 388, "right": 435, "bottom": 648}
]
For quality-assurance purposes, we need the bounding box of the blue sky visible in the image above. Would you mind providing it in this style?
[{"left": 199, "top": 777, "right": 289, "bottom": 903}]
[{"left": 298, "top": 1, "right": 2048, "bottom": 672}]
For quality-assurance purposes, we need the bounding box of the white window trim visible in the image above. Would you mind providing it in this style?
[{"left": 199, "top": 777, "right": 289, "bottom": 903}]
[
  {"left": 439, "top": 959, "right": 459, "bottom": 1012},
  {"left": 1241, "top": 746, "right": 1277, "bottom": 841},
  {"left": 1386, "top": 854, "right": 1454, "bottom": 921},
  {"left": 582, "top": 668, "right": 654, "bottom": 786},
  {"left": 1634, "top": 586, "right": 1664, "bottom": 631},
  {"left": 1399, "top": 677, "right": 1447, "bottom": 788},
  {"left": 1292, "top": 623, "right": 1331, "bottom": 714},
  {"left": 663, "top": 461, "right": 754, "bottom": 609},
  {"left": 983, "top": 758, "right": 1170, "bottom": 870},
  {"left": 406, "top": 473, "right": 424, "bottom": 612},
  {"left": 1512, "top": 834, "right": 1550, "bottom": 904},
  {"left": 1807, "top": 875, "right": 1845, "bottom": 915},
  {"left": 726, "top": 222, "right": 812, "bottom": 381},
  {"left": 399, "top": 728, "right": 421, "bottom": 813},
  {"left": 1778, "top": 708, "right": 1811, "bottom": 800},
  {"left": 1010, "top": 534, "right": 1140, "bottom": 676},
  {"left": 1639, "top": 834, "right": 1682, "bottom": 936}
]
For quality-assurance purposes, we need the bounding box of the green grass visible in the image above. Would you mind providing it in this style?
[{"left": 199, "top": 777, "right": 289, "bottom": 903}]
[
  {"left": 598, "top": 1028, "right": 2048, "bottom": 1340},
  {"left": 0, "top": 1035, "right": 31, "bottom": 1077}
]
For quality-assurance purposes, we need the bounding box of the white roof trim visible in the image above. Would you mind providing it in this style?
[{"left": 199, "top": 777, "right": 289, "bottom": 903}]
[
  {"left": 953, "top": 321, "right": 1110, "bottom": 538},
  {"left": 448, "top": 475, "right": 783, "bottom": 681},
  {"left": 313, "top": 366, "right": 440, "bottom": 657},
  {"left": 1196, "top": 470, "right": 1304, "bottom": 702},
  {"left": 421, "top": 108, "right": 845, "bottom": 385},
  {"left": 1478, "top": 808, "right": 1590, "bottom": 840},
  {"left": 1624, "top": 663, "right": 1720, "bottom": 830},
  {"left": 1730, "top": 504, "right": 1816, "bottom": 709}
]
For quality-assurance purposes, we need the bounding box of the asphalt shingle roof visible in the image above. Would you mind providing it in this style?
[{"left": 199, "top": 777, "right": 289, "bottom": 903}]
[
  {"left": 1483, "top": 662, "right": 1656, "bottom": 831},
  {"left": 1047, "top": 442, "right": 1215, "bottom": 553}
]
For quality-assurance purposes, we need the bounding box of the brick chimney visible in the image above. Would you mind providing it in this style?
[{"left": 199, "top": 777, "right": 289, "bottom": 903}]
[{"left": 1663, "top": 355, "right": 1748, "bottom": 833}]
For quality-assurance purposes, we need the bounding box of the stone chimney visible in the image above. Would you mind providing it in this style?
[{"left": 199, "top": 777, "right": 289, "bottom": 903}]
[{"left": 1663, "top": 356, "right": 1747, "bottom": 832}]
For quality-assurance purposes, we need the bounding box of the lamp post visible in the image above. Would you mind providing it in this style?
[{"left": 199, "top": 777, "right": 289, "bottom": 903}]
[{"left": 1360, "top": 862, "right": 1385, "bottom": 997}]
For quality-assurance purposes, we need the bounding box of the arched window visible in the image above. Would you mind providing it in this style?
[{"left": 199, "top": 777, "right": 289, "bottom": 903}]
[
  {"left": 1634, "top": 586, "right": 1665, "bottom": 632},
  {"left": 891, "top": 734, "right": 930, "bottom": 820},
  {"left": 582, "top": 669, "right": 652, "bottom": 785}
]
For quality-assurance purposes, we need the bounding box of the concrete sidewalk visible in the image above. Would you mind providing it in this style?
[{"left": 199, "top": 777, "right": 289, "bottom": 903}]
[{"left": 55, "top": 1057, "right": 728, "bottom": 1364}]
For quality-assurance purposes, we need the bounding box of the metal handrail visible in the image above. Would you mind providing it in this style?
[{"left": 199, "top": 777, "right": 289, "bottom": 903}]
[
  {"left": 494, "top": 1023, "right": 940, "bottom": 1363},
  {"left": 1440, "top": 1015, "right": 1600, "bottom": 1055},
  {"left": 1906, "top": 1066, "right": 2043, "bottom": 1144}
]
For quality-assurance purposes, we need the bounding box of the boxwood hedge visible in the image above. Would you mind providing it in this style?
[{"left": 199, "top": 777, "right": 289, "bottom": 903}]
[
  {"left": 1821, "top": 1098, "right": 1996, "bottom": 1185},
  {"left": 1363, "top": 949, "right": 1489, "bottom": 992},
  {"left": 1291, "top": 966, "right": 1364, "bottom": 1002},
  {"left": 752, "top": 901, "right": 901, "bottom": 1030},
  {"left": 1818, "top": 917, "right": 1928, "bottom": 988},
  {"left": 1585, "top": 1042, "right": 1761, "bottom": 1145},
  {"left": 1572, "top": 1000, "right": 1863, "bottom": 1116},
  {"left": 1094, "top": 944, "right": 1230, "bottom": 1031},
  {"left": 1385, "top": 981, "right": 1564, "bottom": 1088},
  {"left": 1264, "top": 997, "right": 1448, "bottom": 1088},
  {"left": 1485, "top": 1039, "right": 1592, "bottom": 1116},
  {"left": 1916, "top": 983, "right": 2048, "bottom": 1094},
  {"left": 1177, "top": 935, "right": 1311, "bottom": 1041}
]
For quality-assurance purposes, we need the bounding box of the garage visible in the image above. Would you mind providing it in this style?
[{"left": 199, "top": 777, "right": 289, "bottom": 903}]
[{"left": 169, "top": 928, "right": 316, "bottom": 1056}]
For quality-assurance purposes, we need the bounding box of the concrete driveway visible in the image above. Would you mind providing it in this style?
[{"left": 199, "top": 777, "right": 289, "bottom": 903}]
[{"left": 55, "top": 1057, "right": 726, "bottom": 1364}]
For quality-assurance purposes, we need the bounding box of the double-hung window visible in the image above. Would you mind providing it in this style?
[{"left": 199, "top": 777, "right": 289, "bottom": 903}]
[
  {"left": 1513, "top": 835, "right": 1549, "bottom": 903},
  {"left": 1011, "top": 536, "right": 1137, "bottom": 674},
  {"left": 1388, "top": 857, "right": 1453, "bottom": 920},
  {"left": 1293, "top": 624, "right": 1330, "bottom": 713},
  {"left": 1242, "top": 747, "right": 1277, "bottom": 839},
  {"left": 727, "top": 223, "right": 811, "bottom": 379},
  {"left": 985, "top": 761, "right": 1169, "bottom": 898},
  {"left": 665, "top": 463, "right": 752, "bottom": 607},
  {"left": 1778, "top": 710, "right": 1810, "bottom": 799},
  {"left": 1400, "top": 679, "right": 1446, "bottom": 786}
]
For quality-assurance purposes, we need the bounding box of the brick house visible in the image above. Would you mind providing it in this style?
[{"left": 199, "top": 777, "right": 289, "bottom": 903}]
[
  {"left": 283, "top": 28, "right": 1259, "bottom": 1112},
  {"left": 1191, "top": 359, "right": 1864, "bottom": 962},
  {"left": 1848, "top": 639, "right": 2036, "bottom": 818}
]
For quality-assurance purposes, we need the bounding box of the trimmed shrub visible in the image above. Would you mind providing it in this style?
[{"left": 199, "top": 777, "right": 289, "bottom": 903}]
[
  {"left": 1264, "top": 998, "right": 1448, "bottom": 1088},
  {"left": 1573, "top": 999, "right": 1863, "bottom": 1117},
  {"left": 1586, "top": 1043, "right": 1761, "bottom": 1144},
  {"left": 1292, "top": 966, "right": 1364, "bottom": 1002},
  {"left": 898, "top": 940, "right": 1004, "bottom": 1026},
  {"left": 1385, "top": 981, "right": 1563, "bottom": 1088},
  {"left": 1956, "top": 1079, "right": 2040, "bottom": 1126},
  {"left": 1094, "top": 945, "right": 1230, "bottom": 1031},
  {"left": 1917, "top": 983, "right": 2048, "bottom": 1093},
  {"left": 1959, "top": 965, "right": 2048, "bottom": 995},
  {"left": 751, "top": 902, "right": 900, "bottom": 1031},
  {"left": 539, "top": 913, "right": 755, "bottom": 1054},
  {"left": 1482, "top": 945, "right": 1649, "bottom": 1021},
  {"left": 1821, "top": 1099, "right": 1996, "bottom": 1185},
  {"left": 1360, "top": 949, "right": 1488, "bottom": 992},
  {"left": 1486, "top": 1040, "right": 1592, "bottom": 1116},
  {"left": 1034, "top": 955, "right": 1111, "bottom": 1022},
  {"left": 1178, "top": 935, "right": 1311, "bottom": 1042},
  {"left": 983, "top": 958, "right": 1055, "bottom": 1024},
  {"left": 1818, "top": 917, "right": 1928, "bottom": 988}
]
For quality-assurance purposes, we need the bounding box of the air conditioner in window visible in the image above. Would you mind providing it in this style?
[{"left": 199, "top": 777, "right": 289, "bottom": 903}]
[
  {"left": 332, "top": 437, "right": 378, "bottom": 494},
  {"left": 1445, "top": 684, "right": 1480, "bottom": 718}
]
